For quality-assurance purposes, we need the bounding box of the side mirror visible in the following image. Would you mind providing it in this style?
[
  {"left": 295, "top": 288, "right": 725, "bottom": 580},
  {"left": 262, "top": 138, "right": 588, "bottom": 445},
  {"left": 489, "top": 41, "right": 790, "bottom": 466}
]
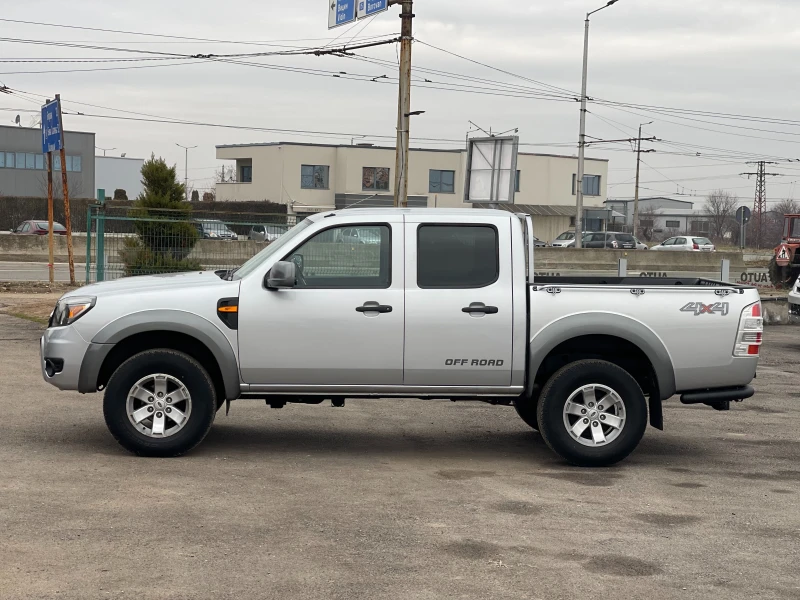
[{"left": 266, "top": 261, "right": 296, "bottom": 289}]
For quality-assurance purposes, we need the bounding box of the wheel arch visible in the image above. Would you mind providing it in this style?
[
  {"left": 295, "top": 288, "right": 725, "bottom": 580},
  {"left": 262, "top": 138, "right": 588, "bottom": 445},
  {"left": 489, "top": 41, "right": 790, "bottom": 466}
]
[
  {"left": 82, "top": 310, "right": 240, "bottom": 401},
  {"left": 528, "top": 313, "right": 677, "bottom": 429}
]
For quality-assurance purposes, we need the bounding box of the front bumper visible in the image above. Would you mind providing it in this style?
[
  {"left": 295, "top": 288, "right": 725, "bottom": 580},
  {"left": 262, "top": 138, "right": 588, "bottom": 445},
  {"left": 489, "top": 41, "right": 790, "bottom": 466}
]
[{"left": 40, "top": 326, "right": 91, "bottom": 391}]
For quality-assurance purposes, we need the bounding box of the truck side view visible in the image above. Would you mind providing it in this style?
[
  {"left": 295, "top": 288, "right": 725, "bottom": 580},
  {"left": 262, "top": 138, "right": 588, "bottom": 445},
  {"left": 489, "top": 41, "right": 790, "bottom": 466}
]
[{"left": 41, "top": 209, "right": 763, "bottom": 467}]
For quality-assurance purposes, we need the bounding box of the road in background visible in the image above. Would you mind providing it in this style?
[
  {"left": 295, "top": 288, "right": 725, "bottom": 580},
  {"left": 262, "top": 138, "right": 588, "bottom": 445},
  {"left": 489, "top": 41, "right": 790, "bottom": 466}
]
[
  {"left": 1, "top": 314, "right": 798, "bottom": 599},
  {"left": 0, "top": 262, "right": 86, "bottom": 283}
]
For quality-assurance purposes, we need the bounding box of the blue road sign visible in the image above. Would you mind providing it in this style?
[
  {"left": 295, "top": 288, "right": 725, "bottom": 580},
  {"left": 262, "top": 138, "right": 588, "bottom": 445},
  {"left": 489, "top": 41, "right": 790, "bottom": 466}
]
[
  {"left": 357, "top": 0, "right": 388, "bottom": 18},
  {"left": 41, "top": 99, "right": 63, "bottom": 153},
  {"left": 737, "top": 206, "right": 752, "bottom": 225},
  {"left": 328, "top": 0, "right": 356, "bottom": 29}
]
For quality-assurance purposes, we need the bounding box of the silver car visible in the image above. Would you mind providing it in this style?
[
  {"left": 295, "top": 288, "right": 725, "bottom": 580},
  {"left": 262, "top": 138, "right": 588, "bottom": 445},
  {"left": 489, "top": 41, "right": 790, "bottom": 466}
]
[
  {"left": 651, "top": 236, "right": 715, "bottom": 252},
  {"left": 249, "top": 225, "right": 288, "bottom": 243},
  {"left": 551, "top": 231, "right": 577, "bottom": 247}
]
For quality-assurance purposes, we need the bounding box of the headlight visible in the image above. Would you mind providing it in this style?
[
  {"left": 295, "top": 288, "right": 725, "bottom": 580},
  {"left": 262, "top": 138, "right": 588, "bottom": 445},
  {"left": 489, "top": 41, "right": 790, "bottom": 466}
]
[{"left": 52, "top": 296, "right": 96, "bottom": 327}]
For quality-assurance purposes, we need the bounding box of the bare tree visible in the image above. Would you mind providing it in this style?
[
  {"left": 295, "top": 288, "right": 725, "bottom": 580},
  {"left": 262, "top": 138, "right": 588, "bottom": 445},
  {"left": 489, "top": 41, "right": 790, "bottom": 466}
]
[
  {"left": 637, "top": 207, "right": 658, "bottom": 242},
  {"left": 704, "top": 189, "right": 738, "bottom": 242},
  {"left": 215, "top": 165, "right": 237, "bottom": 183}
]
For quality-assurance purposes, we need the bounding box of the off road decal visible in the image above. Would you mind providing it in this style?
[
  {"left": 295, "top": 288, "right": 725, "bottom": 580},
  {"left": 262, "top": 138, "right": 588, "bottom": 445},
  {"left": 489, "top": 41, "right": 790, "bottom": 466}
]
[
  {"left": 680, "top": 302, "right": 730, "bottom": 316},
  {"left": 446, "top": 359, "right": 505, "bottom": 367}
]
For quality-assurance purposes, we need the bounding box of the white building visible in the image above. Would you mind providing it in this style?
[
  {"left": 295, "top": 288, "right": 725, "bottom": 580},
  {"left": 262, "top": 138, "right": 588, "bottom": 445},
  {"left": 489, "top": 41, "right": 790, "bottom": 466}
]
[
  {"left": 95, "top": 156, "right": 145, "bottom": 200},
  {"left": 215, "top": 142, "right": 610, "bottom": 242},
  {"left": 605, "top": 197, "right": 711, "bottom": 236}
]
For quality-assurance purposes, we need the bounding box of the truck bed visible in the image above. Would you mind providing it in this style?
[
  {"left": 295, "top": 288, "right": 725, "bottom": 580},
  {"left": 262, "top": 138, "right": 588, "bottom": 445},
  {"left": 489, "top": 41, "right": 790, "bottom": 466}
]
[{"left": 534, "top": 276, "right": 750, "bottom": 288}]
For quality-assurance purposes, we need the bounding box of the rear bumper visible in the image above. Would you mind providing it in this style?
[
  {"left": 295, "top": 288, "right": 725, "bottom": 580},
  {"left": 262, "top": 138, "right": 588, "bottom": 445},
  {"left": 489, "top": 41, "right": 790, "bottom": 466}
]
[{"left": 680, "top": 385, "right": 755, "bottom": 405}]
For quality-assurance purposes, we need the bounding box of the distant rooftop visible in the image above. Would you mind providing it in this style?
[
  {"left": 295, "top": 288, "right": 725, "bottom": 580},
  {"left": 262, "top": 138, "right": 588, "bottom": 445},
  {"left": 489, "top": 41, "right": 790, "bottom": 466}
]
[{"left": 216, "top": 140, "right": 608, "bottom": 162}]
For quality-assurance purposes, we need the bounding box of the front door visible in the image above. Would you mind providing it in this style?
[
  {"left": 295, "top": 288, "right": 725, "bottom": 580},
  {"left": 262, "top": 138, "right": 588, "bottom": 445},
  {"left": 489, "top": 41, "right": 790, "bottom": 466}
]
[
  {"left": 403, "top": 216, "right": 514, "bottom": 387},
  {"left": 238, "top": 219, "right": 405, "bottom": 386}
]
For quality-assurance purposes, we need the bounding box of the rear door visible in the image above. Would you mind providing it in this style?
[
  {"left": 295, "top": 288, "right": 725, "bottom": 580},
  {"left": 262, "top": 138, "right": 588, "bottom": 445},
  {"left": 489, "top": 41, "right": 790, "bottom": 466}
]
[
  {"left": 614, "top": 233, "right": 636, "bottom": 249},
  {"left": 403, "top": 215, "right": 514, "bottom": 386}
]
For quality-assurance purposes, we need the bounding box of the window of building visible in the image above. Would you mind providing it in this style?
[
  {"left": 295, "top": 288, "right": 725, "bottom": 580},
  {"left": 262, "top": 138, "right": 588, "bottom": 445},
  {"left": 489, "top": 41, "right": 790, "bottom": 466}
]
[
  {"left": 515, "top": 170, "right": 521, "bottom": 193},
  {"left": 301, "top": 165, "right": 330, "bottom": 189},
  {"left": 640, "top": 219, "right": 655, "bottom": 229},
  {"left": 53, "top": 154, "right": 61, "bottom": 171},
  {"left": 417, "top": 225, "right": 499, "bottom": 288},
  {"left": 665, "top": 220, "right": 680, "bottom": 229},
  {"left": 572, "top": 174, "right": 601, "bottom": 196},
  {"left": 429, "top": 169, "right": 455, "bottom": 194},
  {"left": 240, "top": 165, "right": 252, "bottom": 183},
  {"left": 569, "top": 216, "right": 576, "bottom": 227},
  {"left": 691, "top": 221, "right": 710, "bottom": 234},
  {"left": 35, "top": 154, "right": 44, "bottom": 170},
  {"left": 16, "top": 152, "right": 25, "bottom": 169},
  {"left": 5, "top": 152, "right": 14, "bottom": 168},
  {"left": 0, "top": 153, "right": 4, "bottom": 168},
  {"left": 362, "top": 167, "right": 390, "bottom": 191},
  {"left": 286, "top": 224, "right": 391, "bottom": 288},
  {"left": 25, "top": 153, "right": 35, "bottom": 169}
]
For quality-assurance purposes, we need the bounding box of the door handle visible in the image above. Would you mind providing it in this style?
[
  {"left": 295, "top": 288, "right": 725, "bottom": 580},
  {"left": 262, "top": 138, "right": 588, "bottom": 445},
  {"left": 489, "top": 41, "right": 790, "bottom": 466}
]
[
  {"left": 462, "top": 305, "right": 499, "bottom": 315},
  {"left": 356, "top": 303, "right": 393, "bottom": 314}
]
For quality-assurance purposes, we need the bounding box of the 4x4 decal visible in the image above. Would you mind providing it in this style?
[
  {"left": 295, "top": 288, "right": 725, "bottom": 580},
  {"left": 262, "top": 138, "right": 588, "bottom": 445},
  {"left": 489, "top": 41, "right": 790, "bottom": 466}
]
[{"left": 680, "top": 302, "right": 730, "bottom": 316}]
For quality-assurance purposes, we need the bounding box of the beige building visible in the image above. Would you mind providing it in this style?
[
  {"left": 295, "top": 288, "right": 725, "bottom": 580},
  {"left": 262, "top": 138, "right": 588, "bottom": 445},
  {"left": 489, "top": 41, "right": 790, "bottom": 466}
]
[{"left": 215, "top": 142, "right": 609, "bottom": 242}]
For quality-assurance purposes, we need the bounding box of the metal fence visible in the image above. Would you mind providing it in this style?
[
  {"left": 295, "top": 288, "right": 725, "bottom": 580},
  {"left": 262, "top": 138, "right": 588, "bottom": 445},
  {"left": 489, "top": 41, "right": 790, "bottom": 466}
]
[{"left": 85, "top": 205, "right": 297, "bottom": 283}]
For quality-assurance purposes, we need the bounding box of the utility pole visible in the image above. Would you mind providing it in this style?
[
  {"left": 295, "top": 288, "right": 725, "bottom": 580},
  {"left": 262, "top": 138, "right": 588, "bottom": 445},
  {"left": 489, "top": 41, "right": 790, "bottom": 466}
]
[
  {"left": 632, "top": 121, "right": 654, "bottom": 237},
  {"left": 56, "top": 94, "right": 76, "bottom": 285},
  {"left": 741, "top": 161, "right": 782, "bottom": 249},
  {"left": 176, "top": 143, "right": 197, "bottom": 202},
  {"left": 392, "top": 0, "right": 413, "bottom": 208},
  {"left": 575, "top": 0, "right": 619, "bottom": 248}
]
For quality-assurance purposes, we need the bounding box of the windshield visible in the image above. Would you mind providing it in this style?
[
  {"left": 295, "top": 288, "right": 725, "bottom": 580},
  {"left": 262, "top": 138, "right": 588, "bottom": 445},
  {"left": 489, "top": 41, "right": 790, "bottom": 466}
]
[
  {"left": 232, "top": 219, "right": 314, "bottom": 280},
  {"left": 555, "top": 232, "right": 575, "bottom": 241}
]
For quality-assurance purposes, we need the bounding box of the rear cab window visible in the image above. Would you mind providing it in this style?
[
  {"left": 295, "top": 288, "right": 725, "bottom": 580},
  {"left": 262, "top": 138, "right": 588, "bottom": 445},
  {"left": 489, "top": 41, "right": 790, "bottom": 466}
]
[{"left": 417, "top": 225, "right": 498, "bottom": 288}]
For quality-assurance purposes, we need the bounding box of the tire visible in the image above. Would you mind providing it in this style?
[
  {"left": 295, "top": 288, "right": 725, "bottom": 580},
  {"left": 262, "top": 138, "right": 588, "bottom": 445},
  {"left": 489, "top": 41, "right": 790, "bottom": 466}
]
[
  {"left": 536, "top": 360, "right": 647, "bottom": 468},
  {"left": 514, "top": 396, "right": 539, "bottom": 431},
  {"left": 103, "top": 350, "right": 217, "bottom": 457}
]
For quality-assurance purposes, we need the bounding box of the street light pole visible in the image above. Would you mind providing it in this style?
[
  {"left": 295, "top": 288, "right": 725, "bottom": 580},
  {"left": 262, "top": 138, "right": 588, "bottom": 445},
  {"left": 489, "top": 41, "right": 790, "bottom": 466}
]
[
  {"left": 96, "top": 146, "right": 116, "bottom": 157},
  {"left": 176, "top": 143, "right": 197, "bottom": 202},
  {"left": 575, "top": 0, "right": 620, "bottom": 248},
  {"left": 633, "top": 120, "right": 653, "bottom": 237}
]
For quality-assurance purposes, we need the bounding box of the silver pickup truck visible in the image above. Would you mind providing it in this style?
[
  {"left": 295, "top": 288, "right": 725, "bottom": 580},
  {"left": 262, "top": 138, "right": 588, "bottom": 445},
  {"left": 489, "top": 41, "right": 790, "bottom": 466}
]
[{"left": 40, "top": 208, "right": 763, "bottom": 466}]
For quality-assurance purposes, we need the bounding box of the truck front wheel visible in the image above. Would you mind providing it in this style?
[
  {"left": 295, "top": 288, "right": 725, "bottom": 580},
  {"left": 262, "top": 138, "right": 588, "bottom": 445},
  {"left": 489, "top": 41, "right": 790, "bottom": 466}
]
[
  {"left": 536, "top": 360, "right": 647, "bottom": 467},
  {"left": 103, "top": 350, "right": 217, "bottom": 457}
]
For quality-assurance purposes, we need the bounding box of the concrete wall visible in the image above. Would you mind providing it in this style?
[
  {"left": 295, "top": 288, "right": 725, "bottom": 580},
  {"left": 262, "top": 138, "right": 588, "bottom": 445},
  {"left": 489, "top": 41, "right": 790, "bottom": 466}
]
[
  {"left": 0, "top": 125, "right": 95, "bottom": 198},
  {"left": 96, "top": 157, "right": 144, "bottom": 200},
  {"left": 215, "top": 143, "right": 609, "bottom": 213}
]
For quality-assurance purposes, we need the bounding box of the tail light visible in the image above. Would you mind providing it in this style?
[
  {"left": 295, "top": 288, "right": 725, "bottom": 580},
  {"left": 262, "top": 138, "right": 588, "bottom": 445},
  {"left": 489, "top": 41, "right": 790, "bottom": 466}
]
[
  {"left": 693, "top": 243, "right": 700, "bottom": 250},
  {"left": 733, "top": 302, "right": 763, "bottom": 357}
]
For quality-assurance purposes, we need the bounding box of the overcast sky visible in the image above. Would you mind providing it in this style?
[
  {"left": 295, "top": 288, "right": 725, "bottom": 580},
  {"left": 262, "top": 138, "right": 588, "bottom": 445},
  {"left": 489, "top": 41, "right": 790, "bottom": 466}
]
[{"left": 2, "top": 0, "right": 800, "bottom": 204}]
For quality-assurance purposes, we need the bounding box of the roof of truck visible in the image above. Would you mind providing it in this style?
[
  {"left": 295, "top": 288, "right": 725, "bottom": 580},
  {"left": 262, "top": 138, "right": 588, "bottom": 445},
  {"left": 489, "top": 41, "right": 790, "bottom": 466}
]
[{"left": 319, "top": 208, "right": 515, "bottom": 218}]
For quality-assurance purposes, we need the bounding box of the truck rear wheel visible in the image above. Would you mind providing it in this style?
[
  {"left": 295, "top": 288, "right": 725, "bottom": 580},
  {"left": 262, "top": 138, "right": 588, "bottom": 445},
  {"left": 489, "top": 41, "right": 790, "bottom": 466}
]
[
  {"left": 536, "top": 360, "right": 647, "bottom": 467},
  {"left": 103, "top": 350, "right": 217, "bottom": 457}
]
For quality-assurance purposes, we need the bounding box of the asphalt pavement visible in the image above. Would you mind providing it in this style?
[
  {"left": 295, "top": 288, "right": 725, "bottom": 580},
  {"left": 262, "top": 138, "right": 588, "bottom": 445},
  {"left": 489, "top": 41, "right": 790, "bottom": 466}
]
[
  {"left": 0, "top": 261, "right": 86, "bottom": 282},
  {"left": 0, "top": 315, "right": 798, "bottom": 600}
]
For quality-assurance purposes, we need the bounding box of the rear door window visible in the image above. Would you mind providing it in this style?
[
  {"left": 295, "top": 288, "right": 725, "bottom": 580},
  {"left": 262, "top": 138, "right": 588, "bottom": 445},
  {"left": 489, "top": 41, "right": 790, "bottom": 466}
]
[
  {"left": 676, "top": 238, "right": 687, "bottom": 245},
  {"left": 417, "top": 225, "right": 498, "bottom": 288}
]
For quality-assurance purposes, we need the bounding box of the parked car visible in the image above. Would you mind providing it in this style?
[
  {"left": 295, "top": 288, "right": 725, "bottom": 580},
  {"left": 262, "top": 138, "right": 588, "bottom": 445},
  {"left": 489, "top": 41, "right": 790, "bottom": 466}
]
[
  {"left": 41, "top": 208, "right": 762, "bottom": 467},
  {"left": 532, "top": 236, "right": 547, "bottom": 248},
  {"left": 633, "top": 237, "right": 649, "bottom": 250},
  {"left": 789, "top": 275, "right": 800, "bottom": 324},
  {"left": 551, "top": 231, "right": 577, "bottom": 247},
  {"left": 195, "top": 220, "right": 238, "bottom": 241},
  {"left": 338, "top": 226, "right": 382, "bottom": 245},
  {"left": 651, "top": 236, "right": 715, "bottom": 252},
  {"left": 12, "top": 220, "right": 67, "bottom": 236},
  {"left": 249, "top": 225, "right": 288, "bottom": 243},
  {"left": 582, "top": 232, "right": 638, "bottom": 250}
]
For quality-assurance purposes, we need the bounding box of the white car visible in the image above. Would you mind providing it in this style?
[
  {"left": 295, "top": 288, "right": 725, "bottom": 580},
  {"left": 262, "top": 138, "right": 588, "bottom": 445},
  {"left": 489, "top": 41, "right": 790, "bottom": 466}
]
[
  {"left": 789, "top": 276, "right": 800, "bottom": 324},
  {"left": 651, "top": 236, "right": 715, "bottom": 252},
  {"left": 633, "top": 237, "right": 649, "bottom": 250}
]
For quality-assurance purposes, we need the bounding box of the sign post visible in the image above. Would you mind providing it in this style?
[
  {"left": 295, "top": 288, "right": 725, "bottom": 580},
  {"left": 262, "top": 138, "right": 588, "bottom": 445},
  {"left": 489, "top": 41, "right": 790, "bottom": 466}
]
[
  {"left": 736, "top": 206, "right": 751, "bottom": 250},
  {"left": 41, "top": 99, "right": 62, "bottom": 285},
  {"left": 55, "top": 95, "right": 76, "bottom": 285}
]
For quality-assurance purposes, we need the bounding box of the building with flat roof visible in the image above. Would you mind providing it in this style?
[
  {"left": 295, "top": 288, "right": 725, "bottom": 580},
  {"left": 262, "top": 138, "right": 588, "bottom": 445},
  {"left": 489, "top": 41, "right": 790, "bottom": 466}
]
[
  {"left": 0, "top": 125, "right": 95, "bottom": 198},
  {"left": 215, "top": 141, "right": 610, "bottom": 242}
]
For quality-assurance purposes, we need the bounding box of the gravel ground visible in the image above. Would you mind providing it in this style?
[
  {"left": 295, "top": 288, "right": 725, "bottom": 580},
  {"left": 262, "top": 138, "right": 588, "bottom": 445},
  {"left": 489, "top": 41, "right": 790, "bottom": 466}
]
[{"left": 0, "top": 315, "right": 798, "bottom": 600}]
